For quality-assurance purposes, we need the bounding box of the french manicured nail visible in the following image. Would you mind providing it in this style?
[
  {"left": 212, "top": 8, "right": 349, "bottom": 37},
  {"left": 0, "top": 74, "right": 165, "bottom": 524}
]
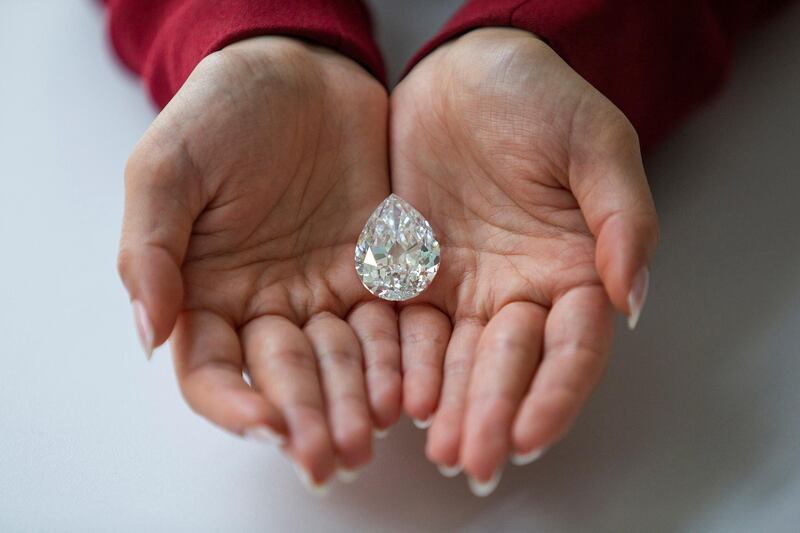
[
  {"left": 467, "top": 469, "right": 503, "bottom": 498},
  {"left": 511, "top": 447, "right": 547, "bottom": 466},
  {"left": 437, "top": 464, "right": 462, "bottom": 478},
  {"left": 627, "top": 267, "right": 650, "bottom": 330},
  {"left": 373, "top": 427, "right": 389, "bottom": 439},
  {"left": 292, "top": 463, "right": 330, "bottom": 497},
  {"left": 243, "top": 425, "right": 286, "bottom": 447},
  {"left": 412, "top": 415, "right": 433, "bottom": 429},
  {"left": 336, "top": 467, "right": 363, "bottom": 484},
  {"left": 132, "top": 300, "right": 154, "bottom": 360}
]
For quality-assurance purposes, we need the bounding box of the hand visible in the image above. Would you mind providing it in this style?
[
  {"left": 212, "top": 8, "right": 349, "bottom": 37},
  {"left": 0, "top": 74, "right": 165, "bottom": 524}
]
[
  {"left": 390, "top": 28, "right": 659, "bottom": 491},
  {"left": 118, "top": 37, "right": 400, "bottom": 489}
]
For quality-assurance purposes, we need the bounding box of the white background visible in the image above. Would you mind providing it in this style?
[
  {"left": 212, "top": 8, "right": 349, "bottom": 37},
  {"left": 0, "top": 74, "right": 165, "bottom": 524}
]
[{"left": 1, "top": 1, "right": 799, "bottom": 531}]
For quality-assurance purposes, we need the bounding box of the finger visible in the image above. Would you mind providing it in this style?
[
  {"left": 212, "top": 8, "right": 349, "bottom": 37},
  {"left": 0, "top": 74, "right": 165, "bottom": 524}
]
[
  {"left": 569, "top": 116, "right": 659, "bottom": 327},
  {"left": 399, "top": 304, "right": 451, "bottom": 424},
  {"left": 304, "top": 313, "right": 373, "bottom": 471},
  {"left": 348, "top": 301, "right": 402, "bottom": 431},
  {"left": 425, "top": 319, "right": 483, "bottom": 470},
  {"left": 512, "top": 286, "right": 614, "bottom": 457},
  {"left": 118, "top": 141, "right": 206, "bottom": 356},
  {"left": 241, "top": 316, "right": 336, "bottom": 485},
  {"left": 461, "top": 302, "right": 546, "bottom": 482},
  {"left": 172, "top": 309, "right": 286, "bottom": 438}
]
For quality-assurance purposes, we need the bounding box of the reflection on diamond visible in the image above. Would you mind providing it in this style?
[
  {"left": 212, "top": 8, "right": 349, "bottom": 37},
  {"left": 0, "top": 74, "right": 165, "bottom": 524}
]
[{"left": 355, "top": 194, "right": 440, "bottom": 301}]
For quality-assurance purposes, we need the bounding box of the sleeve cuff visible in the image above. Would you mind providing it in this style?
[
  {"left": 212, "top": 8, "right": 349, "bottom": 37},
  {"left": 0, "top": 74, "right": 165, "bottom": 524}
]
[
  {"left": 406, "top": 0, "right": 736, "bottom": 151},
  {"left": 107, "top": 0, "right": 385, "bottom": 108}
]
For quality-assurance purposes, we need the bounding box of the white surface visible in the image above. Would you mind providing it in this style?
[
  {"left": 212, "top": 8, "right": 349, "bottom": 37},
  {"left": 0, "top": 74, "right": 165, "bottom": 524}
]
[{"left": 1, "top": 1, "right": 799, "bottom": 531}]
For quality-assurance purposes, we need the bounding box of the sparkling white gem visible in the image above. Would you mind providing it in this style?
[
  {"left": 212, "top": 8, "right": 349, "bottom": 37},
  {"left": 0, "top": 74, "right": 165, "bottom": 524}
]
[{"left": 354, "top": 194, "right": 440, "bottom": 301}]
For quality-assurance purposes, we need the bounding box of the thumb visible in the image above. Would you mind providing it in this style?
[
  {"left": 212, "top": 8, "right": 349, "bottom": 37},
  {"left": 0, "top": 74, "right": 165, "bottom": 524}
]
[
  {"left": 118, "top": 142, "right": 205, "bottom": 358},
  {"left": 570, "top": 122, "right": 659, "bottom": 330}
]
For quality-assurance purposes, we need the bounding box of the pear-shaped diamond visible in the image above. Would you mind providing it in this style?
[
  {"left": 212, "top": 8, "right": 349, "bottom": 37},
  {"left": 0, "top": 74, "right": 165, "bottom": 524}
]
[{"left": 355, "top": 194, "right": 441, "bottom": 301}]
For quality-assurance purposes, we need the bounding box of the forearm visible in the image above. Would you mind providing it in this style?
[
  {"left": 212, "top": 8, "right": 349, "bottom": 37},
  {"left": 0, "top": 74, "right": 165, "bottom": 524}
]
[
  {"left": 410, "top": 0, "right": 796, "bottom": 150},
  {"left": 104, "top": 0, "right": 384, "bottom": 108}
]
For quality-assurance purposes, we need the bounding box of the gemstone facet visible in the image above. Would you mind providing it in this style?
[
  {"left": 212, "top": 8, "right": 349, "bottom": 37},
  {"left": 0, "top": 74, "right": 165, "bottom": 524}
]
[{"left": 355, "top": 194, "right": 440, "bottom": 301}]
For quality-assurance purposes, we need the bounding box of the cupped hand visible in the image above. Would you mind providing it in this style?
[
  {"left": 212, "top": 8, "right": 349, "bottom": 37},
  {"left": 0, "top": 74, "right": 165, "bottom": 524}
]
[
  {"left": 118, "top": 37, "right": 400, "bottom": 489},
  {"left": 390, "top": 28, "right": 659, "bottom": 492}
]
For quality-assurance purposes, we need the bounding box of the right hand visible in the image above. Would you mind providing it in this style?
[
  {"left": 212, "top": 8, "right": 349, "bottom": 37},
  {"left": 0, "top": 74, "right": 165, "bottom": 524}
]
[
  {"left": 389, "top": 28, "right": 659, "bottom": 490},
  {"left": 118, "top": 37, "right": 399, "bottom": 490}
]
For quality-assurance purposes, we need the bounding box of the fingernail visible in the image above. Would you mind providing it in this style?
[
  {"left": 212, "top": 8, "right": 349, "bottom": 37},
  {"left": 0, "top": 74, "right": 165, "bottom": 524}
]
[
  {"left": 627, "top": 267, "right": 650, "bottom": 330},
  {"left": 373, "top": 427, "right": 389, "bottom": 439},
  {"left": 511, "top": 447, "right": 547, "bottom": 466},
  {"left": 437, "top": 463, "right": 462, "bottom": 478},
  {"left": 412, "top": 415, "right": 433, "bottom": 429},
  {"left": 467, "top": 469, "right": 503, "bottom": 498},
  {"left": 132, "top": 300, "right": 154, "bottom": 360},
  {"left": 243, "top": 425, "right": 287, "bottom": 447},
  {"left": 292, "top": 462, "right": 330, "bottom": 497},
  {"left": 336, "top": 466, "right": 363, "bottom": 483}
]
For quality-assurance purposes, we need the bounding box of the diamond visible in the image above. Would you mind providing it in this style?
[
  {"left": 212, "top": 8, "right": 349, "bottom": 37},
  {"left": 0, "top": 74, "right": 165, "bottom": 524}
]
[{"left": 355, "top": 194, "right": 441, "bottom": 301}]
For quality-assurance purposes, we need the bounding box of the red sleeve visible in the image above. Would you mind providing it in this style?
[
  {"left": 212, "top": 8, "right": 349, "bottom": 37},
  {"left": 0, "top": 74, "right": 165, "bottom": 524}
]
[
  {"left": 409, "top": 0, "right": 794, "bottom": 151},
  {"left": 105, "top": 0, "right": 385, "bottom": 108}
]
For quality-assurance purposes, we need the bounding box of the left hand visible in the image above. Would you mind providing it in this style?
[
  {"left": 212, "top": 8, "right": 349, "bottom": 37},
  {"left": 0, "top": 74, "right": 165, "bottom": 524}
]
[
  {"left": 118, "top": 37, "right": 398, "bottom": 489},
  {"left": 390, "top": 28, "right": 659, "bottom": 492}
]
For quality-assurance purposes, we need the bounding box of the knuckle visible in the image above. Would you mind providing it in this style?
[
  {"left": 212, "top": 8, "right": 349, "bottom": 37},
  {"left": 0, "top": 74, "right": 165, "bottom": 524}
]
[
  {"left": 402, "top": 329, "right": 449, "bottom": 348},
  {"left": 366, "top": 358, "right": 400, "bottom": 375},
  {"left": 547, "top": 355, "right": 606, "bottom": 398},
  {"left": 469, "top": 388, "right": 517, "bottom": 415},
  {"left": 116, "top": 246, "right": 134, "bottom": 283},
  {"left": 483, "top": 333, "right": 527, "bottom": 355},
  {"left": 317, "top": 348, "right": 362, "bottom": 369},
  {"left": 606, "top": 113, "right": 640, "bottom": 150},
  {"left": 268, "top": 348, "right": 319, "bottom": 375},
  {"left": 358, "top": 326, "right": 398, "bottom": 348},
  {"left": 338, "top": 390, "right": 368, "bottom": 408},
  {"left": 404, "top": 358, "right": 441, "bottom": 378},
  {"left": 305, "top": 311, "right": 338, "bottom": 327},
  {"left": 443, "top": 356, "right": 473, "bottom": 377}
]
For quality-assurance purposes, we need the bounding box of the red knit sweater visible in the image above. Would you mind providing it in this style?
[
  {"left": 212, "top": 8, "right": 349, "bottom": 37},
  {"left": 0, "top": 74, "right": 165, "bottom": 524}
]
[{"left": 105, "top": 0, "right": 792, "bottom": 150}]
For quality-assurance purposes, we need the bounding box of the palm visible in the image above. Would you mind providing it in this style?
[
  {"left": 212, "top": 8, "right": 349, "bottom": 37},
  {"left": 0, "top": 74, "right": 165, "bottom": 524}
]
[
  {"left": 390, "top": 29, "right": 647, "bottom": 485},
  {"left": 120, "top": 38, "right": 400, "bottom": 488},
  {"left": 179, "top": 45, "right": 385, "bottom": 329},
  {"left": 393, "top": 32, "right": 603, "bottom": 318}
]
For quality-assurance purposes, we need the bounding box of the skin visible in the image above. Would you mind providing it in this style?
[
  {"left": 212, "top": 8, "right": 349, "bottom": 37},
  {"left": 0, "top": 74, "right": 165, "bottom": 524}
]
[
  {"left": 118, "top": 37, "right": 401, "bottom": 486},
  {"left": 391, "top": 28, "right": 659, "bottom": 484},
  {"left": 119, "top": 29, "right": 659, "bottom": 491}
]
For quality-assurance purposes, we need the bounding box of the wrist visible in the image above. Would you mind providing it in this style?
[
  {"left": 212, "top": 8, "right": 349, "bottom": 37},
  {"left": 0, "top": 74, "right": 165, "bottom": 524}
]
[
  {"left": 216, "top": 36, "right": 379, "bottom": 87},
  {"left": 447, "top": 27, "right": 545, "bottom": 56},
  {"left": 405, "top": 27, "right": 548, "bottom": 83},
  {"left": 219, "top": 35, "right": 328, "bottom": 70}
]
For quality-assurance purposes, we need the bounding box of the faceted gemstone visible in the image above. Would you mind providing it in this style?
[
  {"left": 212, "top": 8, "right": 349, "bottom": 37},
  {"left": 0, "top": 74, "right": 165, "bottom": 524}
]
[{"left": 355, "top": 194, "right": 441, "bottom": 301}]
